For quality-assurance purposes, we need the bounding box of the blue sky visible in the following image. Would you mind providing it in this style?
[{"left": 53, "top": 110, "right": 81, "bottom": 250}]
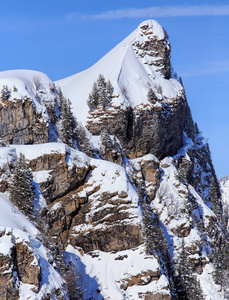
[{"left": 0, "top": 1, "right": 228, "bottom": 177}]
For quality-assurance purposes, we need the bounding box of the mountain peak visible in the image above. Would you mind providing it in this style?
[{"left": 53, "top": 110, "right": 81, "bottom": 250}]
[
  {"left": 137, "top": 19, "right": 166, "bottom": 40},
  {"left": 57, "top": 20, "right": 177, "bottom": 124}
]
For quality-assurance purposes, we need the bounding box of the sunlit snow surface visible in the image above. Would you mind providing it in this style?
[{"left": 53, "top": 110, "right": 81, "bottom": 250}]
[
  {"left": 56, "top": 20, "right": 183, "bottom": 124},
  {"left": 0, "top": 193, "right": 65, "bottom": 299}
]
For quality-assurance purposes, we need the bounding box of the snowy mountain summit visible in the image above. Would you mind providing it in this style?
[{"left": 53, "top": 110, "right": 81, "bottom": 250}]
[
  {"left": 57, "top": 20, "right": 185, "bottom": 160},
  {"left": 0, "top": 20, "right": 228, "bottom": 300},
  {"left": 57, "top": 20, "right": 182, "bottom": 121}
]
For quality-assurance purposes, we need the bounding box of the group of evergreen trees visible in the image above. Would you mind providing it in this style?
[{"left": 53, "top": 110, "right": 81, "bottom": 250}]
[
  {"left": 9, "top": 153, "right": 35, "bottom": 217},
  {"left": 177, "top": 238, "right": 204, "bottom": 299},
  {"left": 87, "top": 74, "right": 113, "bottom": 110},
  {"left": 141, "top": 203, "right": 180, "bottom": 298},
  {"left": 212, "top": 238, "right": 229, "bottom": 297},
  {"left": 100, "top": 129, "right": 120, "bottom": 154},
  {"left": 142, "top": 202, "right": 207, "bottom": 299},
  {"left": 58, "top": 88, "right": 93, "bottom": 156}
]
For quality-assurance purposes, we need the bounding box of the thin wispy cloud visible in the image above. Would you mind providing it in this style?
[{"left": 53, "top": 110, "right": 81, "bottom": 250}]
[
  {"left": 67, "top": 5, "right": 229, "bottom": 20},
  {"left": 180, "top": 60, "right": 229, "bottom": 77}
]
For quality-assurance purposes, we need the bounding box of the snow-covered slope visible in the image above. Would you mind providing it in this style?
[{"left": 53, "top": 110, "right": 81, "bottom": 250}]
[
  {"left": 56, "top": 20, "right": 183, "bottom": 124},
  {"left": 0, "top": 69, "right": 56, "bottom": 119},
  {"left": 0, "top": 192, "right": 65, "bottom": 299}
]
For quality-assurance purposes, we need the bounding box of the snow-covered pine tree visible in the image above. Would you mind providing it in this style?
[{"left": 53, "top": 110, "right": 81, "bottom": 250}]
[
  {"left": 100, "top": 129, "right": 112, "bottom": 154},
  {"left": 9, "top": 153, "right": 35, "bottom": 217},
  {"left": 184, "top": 100, "right": 195, "bottom": 140},
  {"left": 212, "top": 239, "right": 229, "bottom": 297},
  {"left": 58, "top": 87, "right": 65, "bottom": 112},
  {"left": 60, "top": 97, "right": 77, "bottom": 147},
  {"left": 1, "top": 85, "right": 11, "bottom": 101},
  {"left": 87, "top": 82, "right": 99, "bottom": 110},
  {"left": 106, "top": 79, "right": 113, "bottom": 99},
  {"left": 147, "top": 88, "right": 157, "bottom": 104},
  {"left": 97, "top": 74, "right": 109, "bottom": 108},
  {"left": 177, "top": 238, "right": 204, "bottom": 300},
  {"left": 142, "top": 203, "right": 159, "bottom": 255},
  {"left": 87, "top": 75, "right": 114, "bottom": 110},
  {"left": 77, "top": 124, "right": 93, "bottom": 157},
  {"left": 64, "top": 263, "right": 83, "bottom": 299},
  {"left": 210, "top": 176, "right": 222, "bottom": 221}
]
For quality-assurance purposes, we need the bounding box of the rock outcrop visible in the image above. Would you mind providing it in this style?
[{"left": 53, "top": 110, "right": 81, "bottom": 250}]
[
  {"left": 87, "top": 97, "right": 185, "bottom": 160},
  {"left": 0, "top": 99, "right": 49, "bottom": 145},
  {"left": 0, "top": 232, "right": 40, "bottom": 300},
  {"left": 132, "top": 22, "right": 171, "bottom": 79}
]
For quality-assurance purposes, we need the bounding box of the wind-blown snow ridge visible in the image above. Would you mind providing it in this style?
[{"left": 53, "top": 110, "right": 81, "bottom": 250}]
[{"left": 56, "top": 19, "right": 183, "bottom": 124}]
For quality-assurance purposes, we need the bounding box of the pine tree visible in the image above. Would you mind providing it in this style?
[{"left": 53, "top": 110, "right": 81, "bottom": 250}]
[
  {"left": 9, "top": 153, "right": 35, "bottom": 217},
  {"left": 213, "top": 243, "right": 224, "bottom": 285},
  {"left": 60, "top": 98, "right": 77, "bottom": 147},
  {"left": 106, "top": 79, "right": 113, "bottom": 99},
  {"left": 87, "top": 75, "right": 113, "bottom": 110},
  {"left": 1, "top": 85, "right": 11, "bottom": 101},
  {"left": 58, "top": 87, "right": 65, "bottom": 112},
  {"left": 210, "top": 176, "right": 222, "bottom": 220},
  {"left": 184, "top": 101, "right": 195, "bottom": 139},
  {"left": 147, "top": 88, "right": 157, "bottom": 104},
  {"left": 212, "top": 239, "right": 229, "bottom": 297},
  {"left": 177, "top": 238, "right": 204, "bottom": 300},
  {"left": 97, "top": 74, "right": 109, "bottom": 108},
  {"left": 87, "top": 82, "right": 99, "bottom": 110},
  {"left": 142, "top": 203, "right": 159, "bottom": 255},
  {"left": 77, "top": 125, "right": 93, "bottom": 157},
  {"left": 64, "top": 263, "right": 83, "bottom": 299},
  {"left": 100, "top": 129, "right": 112, "bottom": 153}
]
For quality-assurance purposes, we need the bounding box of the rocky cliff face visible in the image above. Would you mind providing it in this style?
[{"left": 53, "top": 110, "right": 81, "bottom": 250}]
[
  {"left": 84, "top": 20, "right": 185, "bottom": 160},
  {"left": 0, "top": 98, "right": 49, "bottom": 145},
  {"left": 0, "top": 20, "right": 227, "bottom": 300},
  {"left": 87, "top": 97, "right": 185, "bottom": 160},
  {"left": 132, "top": 22, "right": 171, "bottom": 79}
]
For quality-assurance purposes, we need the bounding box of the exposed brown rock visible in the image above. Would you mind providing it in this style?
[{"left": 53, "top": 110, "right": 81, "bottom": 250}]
[
  {"left": 133, "top": 23, "right": 171, "bottom": 79},
  {"left": 0, "top": 239, "right": 40, "bottom": 300},
  {"left": 29, "top": 152, "right": 90, "bottom": 202},
  {"left": 0, "top": 252, "right": 19, "bottom": 300},
  {"left": 120, "top": 269, "right": 161, "bottom": 290},
  {"left": 12, "top": 242, "right": 40, "bottom": 290},
  {"left": 69, "top": 187, "right": 144, "bottom": 253},
  {"left": 0, "top": 99, "right": 49, "bottom": 145},
  {"left": 144, "top": 292, "right": 171, "bottom": 300},
  {"left": 87, "top": 99, "right": 185, "bottom": 160},
  {"left": 170, "top": 222, "right": 192, "bottom": 238}
]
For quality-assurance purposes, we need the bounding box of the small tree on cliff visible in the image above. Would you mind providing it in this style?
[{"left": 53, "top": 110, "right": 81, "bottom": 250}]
[
  {"left": 9, "top": 153, "right": 35, "bottom": 217},
  {"left": 87, "top": 82, "right": 99, "bottom": 110},
  {"left": 210, "top": 176, "right": 222, "bottom": 221},
  {"left": 87, "top": 75, "right": 113, "bottom": 110},
  {"left": 100, "top": 129, "right": 112, "bottom": 153},
  {"left": 60, "top": 97, "right": 77, "bottom": 147},
  {"left": 177, "top": 238, "right": 204, "bottom": 299},
  {"left": 1, "top": 85, "right": 11, "bottom": 101},
  {"left": 147, "top": 88, "right": 157, "bottom": 104},
  {"left": 77, "top": 124, "right": 94, "bottom": 157}
]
